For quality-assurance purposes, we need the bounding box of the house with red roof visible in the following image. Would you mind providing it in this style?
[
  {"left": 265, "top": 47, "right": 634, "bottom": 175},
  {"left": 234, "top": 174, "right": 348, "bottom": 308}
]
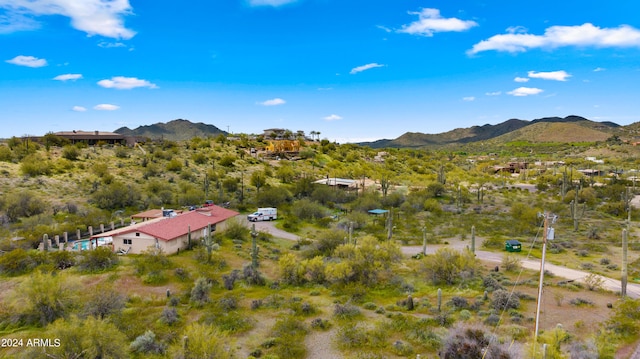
[{"left": 90, "top": 206, "right": 239, "bottom": 254}]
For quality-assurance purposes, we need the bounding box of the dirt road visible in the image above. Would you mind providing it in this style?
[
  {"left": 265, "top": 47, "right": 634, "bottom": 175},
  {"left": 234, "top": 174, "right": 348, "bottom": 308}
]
[{"left": 250, "top": 220, "right": 640, "bottom": 298}]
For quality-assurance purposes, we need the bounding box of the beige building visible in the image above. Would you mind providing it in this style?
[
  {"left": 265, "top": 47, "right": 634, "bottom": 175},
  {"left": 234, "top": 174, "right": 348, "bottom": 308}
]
[{"left": 90, "top": 206, "right": 238, "bottom": 254}]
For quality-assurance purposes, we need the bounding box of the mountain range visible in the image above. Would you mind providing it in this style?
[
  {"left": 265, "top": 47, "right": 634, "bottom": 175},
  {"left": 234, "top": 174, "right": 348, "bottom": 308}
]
[
  {"left": 114, "top": 116, "right": 631, "bottom": 148},
  {"left": 358, "top": 115, "right": 622, "bottom": 148},
  {"left": 115, "top": 119, "right": 227, "bottom": 141}
]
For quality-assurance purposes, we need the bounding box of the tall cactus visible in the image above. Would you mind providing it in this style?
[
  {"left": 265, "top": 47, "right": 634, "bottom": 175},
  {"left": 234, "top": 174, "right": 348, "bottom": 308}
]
[
  {"left": 422, "top": 227, "right": 427, "bottom": 256},
  {"left": 569, "top": 189, "right": 585, "bottom": 231},
  {"left": 437, "top": 288, "right": 442, "bottom": 312},
  {"left": 251, "top": 224, "right": 259, "bottom": 268},
  {"left": 471, "top": 226, "right": 476, "bottom": 254},
  {"left": 43, "top": 234, "right": 49, "bottom": 252},
  {"left": 622, "top": 229, "right": 628, "bottom": 298},
  {"left": 437, "top": 165, "right": 446, "bottom": 185}
]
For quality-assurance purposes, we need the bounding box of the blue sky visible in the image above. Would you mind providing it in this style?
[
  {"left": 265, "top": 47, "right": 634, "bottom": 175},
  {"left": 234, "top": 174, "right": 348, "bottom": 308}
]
[{"left": 2, "top": 0, "right": 640, "bottom": 143}]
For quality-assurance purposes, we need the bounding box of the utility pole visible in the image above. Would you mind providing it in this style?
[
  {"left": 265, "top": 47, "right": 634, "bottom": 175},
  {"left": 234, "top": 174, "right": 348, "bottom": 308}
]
[{"left": 534, "top": 212, "right": 557, "bottom": 356}]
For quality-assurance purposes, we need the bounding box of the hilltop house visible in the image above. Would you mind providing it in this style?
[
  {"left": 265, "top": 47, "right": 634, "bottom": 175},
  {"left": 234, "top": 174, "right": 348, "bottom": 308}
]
[{"left": 90, "top": 206, "right": 239, "bottom": 254}]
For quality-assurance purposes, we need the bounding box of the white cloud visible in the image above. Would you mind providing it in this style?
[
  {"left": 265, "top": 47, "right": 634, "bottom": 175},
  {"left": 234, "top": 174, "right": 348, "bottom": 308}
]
[
  {"left": 462, "top": 96, "right": 475, "bottom": 102},
  {"left": 508, "top": 87, "right": 543, "bottom": 97},
  {"left": 528, "top": 70, "right": 571, "bottom": 81},
  {"left": 398, "top": 8, "right": 477, "bottom": 37},
  {"left": 247, "top": 0, "right": 297, "bottom": 6},
  {"left": 5, "top": 55, "right": 47, "bottom": 67},
  {"left": 0, "top": 0, "right": 135, "bottom": 39},
  {"left": 514, "top": 77, "right": 529, "bottom": 83},
  {"left": 485, "top": 91, "right": 502, "bottom": 96},
  {"left": 94, "top": 104, "right": 120, "bottom": 111},
  {"left": 97, "top": 76, "right": 158, "bottom": 89},
  {"left": 258, "top": 98, "right": 286, "bottom": 106},
  {"left": 0, "top": 11, "right": 40, "bottom": 33},
  {"left": 54, "top": 73, "right": 83, "bottom": 81},
  {"left": 350, "top": 63, "right": 384, "bottom": 74},
  {"left": 594, "top": 67, "right": 606, "bottom": 72},
  {"left": 323, "top": 114, "right": 343, "bottom": 121},
  {"left": 98, "top": 41, "right": 126, "bottom": 48},
  {"left": 72, "top": 106, "right": 87, "bottom": 112},
  {"left": 468, "top": 23, "right": 640, "bottom": 54}
]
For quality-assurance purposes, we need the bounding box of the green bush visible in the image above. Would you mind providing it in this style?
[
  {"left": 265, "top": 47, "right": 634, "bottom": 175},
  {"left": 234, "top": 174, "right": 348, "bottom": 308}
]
[
  {"left": 0, "top": 248, "right": 37, "bottom": 276},
  {"left": 77, "top": 246, "right": 119, "bottom": 273}
]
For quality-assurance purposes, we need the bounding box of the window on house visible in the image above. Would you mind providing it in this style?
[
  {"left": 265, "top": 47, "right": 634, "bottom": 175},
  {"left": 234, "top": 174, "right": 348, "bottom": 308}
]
[
  {"left": 124, "top": 239, "right": 132, "bottom": 245},
  {"left": 135, "top": 233, "right": 140, "bottom": 237}
]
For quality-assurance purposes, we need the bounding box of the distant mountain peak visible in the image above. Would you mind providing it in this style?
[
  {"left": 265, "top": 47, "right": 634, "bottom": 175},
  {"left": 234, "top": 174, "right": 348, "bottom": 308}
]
[
  {"left": 358, "top": 115, "right": 620, "bottom": 148},
  {"left": 114, "top": 119, "right": 227, "bottom": 141}
]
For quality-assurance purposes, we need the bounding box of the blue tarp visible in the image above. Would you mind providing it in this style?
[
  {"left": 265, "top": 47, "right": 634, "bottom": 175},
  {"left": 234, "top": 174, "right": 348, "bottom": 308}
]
[{"left": 368, "top": 209, "right": 389, "bottom": 215}]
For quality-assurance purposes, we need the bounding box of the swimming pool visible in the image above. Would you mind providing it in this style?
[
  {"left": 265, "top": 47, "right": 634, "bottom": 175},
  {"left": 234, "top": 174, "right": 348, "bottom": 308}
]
[{"left": 71, "top": 237, "right": 113, "bottom": 251}]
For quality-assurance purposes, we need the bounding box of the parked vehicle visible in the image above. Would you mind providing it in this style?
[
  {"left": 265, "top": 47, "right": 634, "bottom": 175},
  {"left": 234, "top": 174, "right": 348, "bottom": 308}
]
[
  {"left": 505, "top": 239, "right": 522, "bottom": 252},
  {"left": 247, "top": 207, "right": 277, "bottom": 222},
  {"left": 203, "top": 200, "right": 215, "bottom": 207}
]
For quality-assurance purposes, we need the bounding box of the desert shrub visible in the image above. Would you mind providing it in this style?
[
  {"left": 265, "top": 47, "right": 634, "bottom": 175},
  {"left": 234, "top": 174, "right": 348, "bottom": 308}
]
[
  {"left": 337, "top": 324, "right": 369, "bottom": 349},
  {"left": 423, "top": 247, "right": 480, "bottom": 285},
  {"left": 174, "top": 267, "right": 190, "bottom": 281},
  {"left": 190, "top": 277, "right": 212, "bottom": 307},
  {"left": 607, "top": 298, "right": 640, "bottom": 337},
  {"left": 584, "top": 273, "right": 604, "bottom": 291},
  {"left": 448, "top": 296, "right": 469, "bottom": 309},
  {"left": 222, "top": 270, "right": 240, "bottom": 290},
  {"left": 334, "top": 302, "right": 361, "bottom": 320},
  {"left": 483, "top": 275, "right": 505, "bottom": 292},
  {"left": 13, "top": 272, "right": 78, "bottom": 326},
  {"left": 242, "top": 263, "right": 266, "bottom": 286},
  {"left": 291, "top": 198, "right": 326, "bottom": 220},
  {"left": 83, "top": 283, "right": 125, "bottom": 320},
  {"left": 20, "top": 153, "right": 53, "bottom": 177},
  {"left": 49, "top": 250, "right": 75, "bottom": 270},
  {"left": 256, "top": 186, "right": 292, "bottom": 207},
  {"left": 202, "top": 310, "right": 252, "bottom": 333},
  {"left": 218, "top": 295, "right": 238, "bottom": 311},
  {"left": 3, "top": 190, "right": 46, "bottom": 222},
  {"left": 166, "top": 158, "right": 183, "bottom": 172},
  {"left": 269, "top": 315, "right": 307, "bottom": 359},
  {"left": 502, "top": 254, "right": 521, "bottom": 272},
  {"left": 0, "top": 248, "right": 37, "bottom": 275},
  {"left": 77, "top": 246, "right": 119, "bottom": 273},
  {"left": 570, "top": 297, "right": 594, "bottom": 307},
  {"left": 168, "top": 323, "right": 234, "bottom": 359},
  {"left": 160, "top": 307, "right": 179, "bottom": 325},
  {"left": 134, "top": 248, "right": 172, "bottom": 284},
  {"left": 569, "top": 340, "right": 599, "bottom": 359},
  {"left": 441, "top": 325, "right": 513, "bottom": 359},
  {"left": 304, "top": 229, "right": 345, "bottom": 257},
  {"left": 310, "top": 317, "right": 331, "bottom": 330},
  {"left": 130, "top": 330, "right": 165, "bottom": 355},
  {"left": 278, "top": 252, "right": 305, "bottom": 285},
  {"left": 61, "top": 145, "right": 80, "bottom": 161},
  {"left": 363, "top": 302, "right": 377, "bottom": 310},
  {"left": 91, "top": 181, "right": 140, "bottom": 210},
  {"left": 223, "top": 218, "right": 248, "bottom": 241},
  {"left": 21, "top": 316, "right": 127, "bottom": 359},
  {"left": 491, "top": 289, "right": 520, "bottom": 311},
  {"left": 392, "top": 340, "right": 414, "bottom": 356}
]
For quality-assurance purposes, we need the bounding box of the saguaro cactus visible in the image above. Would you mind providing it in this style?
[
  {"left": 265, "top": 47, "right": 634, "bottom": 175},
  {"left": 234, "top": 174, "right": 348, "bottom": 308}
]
[
  {"left": 471, "top": 226, "right": 476, "bottom": 254},
  {"left": 251, "top": 224, "right": 259, "bottom": 268},
  {"left": 622, "top": 229, "right": 628, "bottom": 298},
  {"left": 569, "top": 190, "right": 585, "bottom": 231},
  {"left": 43, "top": 234, "right": 49, "bottom": 252},
  {"left": 437, "top": 288, "right": 442, "bottom": 312}
]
